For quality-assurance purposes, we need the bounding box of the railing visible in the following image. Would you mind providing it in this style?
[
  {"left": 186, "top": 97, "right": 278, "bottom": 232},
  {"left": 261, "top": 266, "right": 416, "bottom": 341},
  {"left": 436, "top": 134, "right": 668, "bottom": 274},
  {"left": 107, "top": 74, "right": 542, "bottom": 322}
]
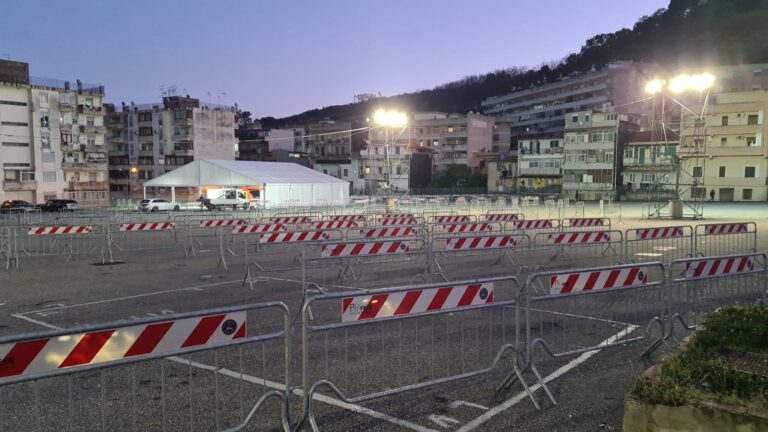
[
  {"left": 68, "top": 180, "right": 108, "bottom": 191},
  {"left": 77, "top": 104, "right": 104, "bottom": 115},
  {"left": 62, "top": 161, "right": 108, "bottom": 171},
  {"left": 2, "top": 180, "right": 37, "bottom": 191},
  {"left": 79, "top": 125, "right": 106, "bottom": 134}
]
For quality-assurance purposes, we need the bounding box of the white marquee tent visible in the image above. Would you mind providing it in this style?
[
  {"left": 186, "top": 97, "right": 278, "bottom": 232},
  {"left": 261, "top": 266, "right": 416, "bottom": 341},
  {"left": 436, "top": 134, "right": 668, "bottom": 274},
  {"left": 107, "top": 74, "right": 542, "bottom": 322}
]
[{"left": 143, "top": 159, "right": 349, "bottom": 206}]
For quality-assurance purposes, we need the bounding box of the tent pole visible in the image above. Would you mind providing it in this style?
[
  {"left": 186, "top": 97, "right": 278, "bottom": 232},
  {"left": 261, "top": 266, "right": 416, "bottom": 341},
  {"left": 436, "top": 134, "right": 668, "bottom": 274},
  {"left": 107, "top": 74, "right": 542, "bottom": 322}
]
[
  {"left": 143, "top": 186, "right": 146, "bottom": 199},
  {"left": 171, "top": 186, "right": 176, "bottom": 203}
]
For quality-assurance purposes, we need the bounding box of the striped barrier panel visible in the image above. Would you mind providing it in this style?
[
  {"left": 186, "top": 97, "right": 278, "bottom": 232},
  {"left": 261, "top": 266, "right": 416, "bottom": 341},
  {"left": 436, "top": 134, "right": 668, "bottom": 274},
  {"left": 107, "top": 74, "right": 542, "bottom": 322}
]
[
  {"left": 625, "top": 225, "right": 693, "bottom": 264},
  {"left": 27, "top": 226, "right": 92, "bottom": 236},
  {"left": 232, "top": 224, "right": 287, "bottom": 234},
  {"left": 378, "top": 213, "right": 415, "bottom": 219},
  {"left": 566, "top": 218, "right": 608, "bottom": 227},
  {"left": 265, "top": 216, "right": 315, "bottom": 224},
  {"left": 380, "top": 217, "right": 420, "bottom": 226},
  {"left": 482, "top": 214, "right": 520, "bottom": 222},
  {"left": 547, "top": 231, "right": 611, "bottom": 245},
  {"left": 259, "top": 231, "right": 330, "bottom": 243},
  {"left": 320, "top": 241, "right": 409, "bottom": 258},
  {"left": 359, "top": 227, "right": 417, "bottom": 238},
  {"left": 119, "top": 222, "right": 175, "bottom": 232},
  {"left": 329, "top": 215, "right": 367, "bottom": 222},
  {"left": 702, "top": 223, "right": 748, "bottom": 235},
  {"left": 199, "top": 219, "right": 248, "bottom": 228},
  {"left": 341, "top": 282, "right": 494, "bottom": 322},
  {"left": 445, "top": 235, "right": 523, "bottom": 251},
  {"left": 549, "top": 266, "right": 648, "bottom": 295},
  {"left": 441, "top": 223, "right": 493, "bottom": 234},
  {"left": 430, "top": 215, "right": 471, "bottom": 223},
  {"left": 634, "top": 226, "right": 685, "bottom": 239},
  {"left": 681, "top": 255, "right": 758, "bottom": 280},
  {"left": 509, "top": 219, "right": 554, "bottom": 230},
  {"left": 0, "top": 311, "right": 246, "bottom": 382},
  {"left": 311, "top": 220, "right": 359, "bottom": 229}
]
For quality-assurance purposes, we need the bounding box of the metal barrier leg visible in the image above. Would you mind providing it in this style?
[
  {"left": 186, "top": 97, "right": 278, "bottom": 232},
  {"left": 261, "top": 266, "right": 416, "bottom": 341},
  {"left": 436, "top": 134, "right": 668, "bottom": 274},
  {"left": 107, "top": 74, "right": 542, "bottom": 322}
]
[{"left": 217, "top": 235, "right": 228, "bottom": 270}]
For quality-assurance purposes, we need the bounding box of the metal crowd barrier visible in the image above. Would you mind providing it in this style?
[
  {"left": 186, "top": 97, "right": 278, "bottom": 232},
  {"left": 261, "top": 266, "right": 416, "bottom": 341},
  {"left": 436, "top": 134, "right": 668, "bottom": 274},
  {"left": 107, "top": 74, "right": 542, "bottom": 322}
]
[
  {"left": 0, "top": 302, "right": 292, "bottom": 432},
  {"left": 533, "top": 230, "right": 623, "bottom": 267},
  {"left": 429, "top": 233, "right": 531, "bottom": 280},
  {"left": 559, "top": 217, "right": 611, "bottom": 232},
  {"left": 18, "top": 224, "right": 106, "bottom": 263},
  {"left": 694, "top": 222, "right": 757, "bottom": 256},
  {"left": 625, "top": 225, "right": 694, "bottom": 264}
]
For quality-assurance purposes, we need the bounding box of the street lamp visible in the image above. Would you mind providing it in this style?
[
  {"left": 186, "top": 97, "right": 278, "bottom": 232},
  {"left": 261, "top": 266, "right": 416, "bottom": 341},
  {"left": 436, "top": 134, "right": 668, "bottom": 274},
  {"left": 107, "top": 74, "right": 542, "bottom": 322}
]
[{"left": 372, "top": 109, "right": 408, "bottom": 211}]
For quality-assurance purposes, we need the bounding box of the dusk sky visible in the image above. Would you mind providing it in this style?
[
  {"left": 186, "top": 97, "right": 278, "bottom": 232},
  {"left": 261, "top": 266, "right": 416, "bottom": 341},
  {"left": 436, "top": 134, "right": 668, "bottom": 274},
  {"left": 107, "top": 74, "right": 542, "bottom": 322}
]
[{"left": 1, "top": 0, "right": 668, "bottom": 118}]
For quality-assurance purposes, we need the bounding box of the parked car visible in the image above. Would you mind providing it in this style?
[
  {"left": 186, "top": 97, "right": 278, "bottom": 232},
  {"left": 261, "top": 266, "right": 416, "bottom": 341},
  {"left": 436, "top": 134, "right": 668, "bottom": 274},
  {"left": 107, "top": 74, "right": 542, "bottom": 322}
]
[
  {"left": 137, "top": 198, "right": 180, "bottom": 212},
  {"left": 0, "top": 200, "right": 35, "bottom": 213},
  {"left": 36, "top": 199, "right": 78, "bottom": 212}
]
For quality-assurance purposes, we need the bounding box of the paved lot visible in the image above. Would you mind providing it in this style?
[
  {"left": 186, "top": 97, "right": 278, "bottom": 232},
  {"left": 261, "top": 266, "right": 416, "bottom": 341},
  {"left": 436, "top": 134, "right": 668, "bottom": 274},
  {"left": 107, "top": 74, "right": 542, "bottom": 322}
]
[{"left": 1, "top": 202, "right": 766, "bottom": 431}]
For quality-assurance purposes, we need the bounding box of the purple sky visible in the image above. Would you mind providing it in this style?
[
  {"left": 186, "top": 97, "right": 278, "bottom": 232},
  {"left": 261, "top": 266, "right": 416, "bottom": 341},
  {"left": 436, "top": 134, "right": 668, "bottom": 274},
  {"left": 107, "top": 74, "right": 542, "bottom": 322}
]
[{"left": 0, "top": 0, "right": 668, "bottom": 118}]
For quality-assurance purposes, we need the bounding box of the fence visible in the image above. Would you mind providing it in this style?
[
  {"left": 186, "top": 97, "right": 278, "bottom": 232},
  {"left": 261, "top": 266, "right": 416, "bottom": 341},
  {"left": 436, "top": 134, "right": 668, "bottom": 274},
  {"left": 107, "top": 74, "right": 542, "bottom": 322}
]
[
  {"left": 694, "top": 222, "right": 757, "bottom": 256},
  {"left": 625, "top": 225, "right": 694, "bottom": 264},
  {"left": 533, "top": 230, "right": 623, "bottom": 268},
  {"left": 0, "top": 302, "right": 292, "bottom": 432},
  {"left": 297, "top": 276, "right": 526, "bottom": 430},
  {"left": 430, "top": 234, "right": 531, "bottom": 280}
]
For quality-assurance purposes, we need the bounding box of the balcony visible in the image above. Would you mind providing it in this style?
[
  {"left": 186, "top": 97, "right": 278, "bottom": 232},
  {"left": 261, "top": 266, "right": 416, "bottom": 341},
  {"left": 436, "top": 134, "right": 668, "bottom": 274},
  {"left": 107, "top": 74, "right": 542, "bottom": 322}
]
[
  {"left": 174, "top": 135, "right": 193, "bottom": 142},
  {"left": 562, "top": 182, "right": 613, "bottom": 191},
  {"left": 518, "top": 167, "right": 561, "bottom": 177},
  {"left": 79, "top": 125, "right": 106, "bottom": 134},
  {"left": 59, "top": 100, "right": 73, "bottom": 111},
  {"left": 175, "top": 117, "right": 194, "bottom": 126},
  {"left": 62, "top": 161, "right": 108, "bottom": 171},
  {"left": 174, "top": 149, "right": 194, "bottom": 156},
  {"left": 68, "top": 180, "right": 108, "bottom": 191},
  {"left": 78, "top": 104, "right": 105, "bottom": 115},
  {"left": 3, "top": 180, "right": 37, "bottom": 192},
  {"left": 622, "top": 156, "right": 676, "bottom": 170},
  {"left": 701, "top": 146, "right": 765, "bottom": 158},
  {"left": 59, "top": 123, "right": 73, "bottom": 132}
]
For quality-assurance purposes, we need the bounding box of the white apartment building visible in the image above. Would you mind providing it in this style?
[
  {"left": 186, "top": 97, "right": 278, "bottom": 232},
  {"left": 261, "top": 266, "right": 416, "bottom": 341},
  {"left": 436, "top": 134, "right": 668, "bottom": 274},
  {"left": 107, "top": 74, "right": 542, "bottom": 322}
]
[
  {"left": 106, "top": 96, "right": 236, "bottom": 201},
  {"left": 1, "top": 59, "right": 108, "bottom": 206},
  {"left": 679, "top": 90, "right": 768, "bottom": 202},
  {"left": 562, "top": 110, "right": 639, "bottom": 200},
  {"left": 517, "top": 135, "right": 564, "bottom": 193}
]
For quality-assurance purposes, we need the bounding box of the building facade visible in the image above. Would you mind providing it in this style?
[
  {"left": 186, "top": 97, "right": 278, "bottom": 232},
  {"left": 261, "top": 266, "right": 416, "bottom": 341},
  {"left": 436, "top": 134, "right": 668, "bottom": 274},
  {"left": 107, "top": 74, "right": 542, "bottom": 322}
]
[
  {"left": 517, "top": 135, "right": 563, "bottom": 194},
  {"left": 106, "top": 96, "right": 235, "bottom": 201},
  {"left": 620, "top": 130, "right": 679, "bottom": 201},
  {"left": 0, "top": 59, "right": 108, "bottom": 206},
  {"left": 562, "top": 110, "right": 639, "bottom": 200},
  {"left": 678, "top": 90, "right": 768, "bottom": 202},
  {"left": 410, "top": 112, "right": 496, "bottom": 174}
]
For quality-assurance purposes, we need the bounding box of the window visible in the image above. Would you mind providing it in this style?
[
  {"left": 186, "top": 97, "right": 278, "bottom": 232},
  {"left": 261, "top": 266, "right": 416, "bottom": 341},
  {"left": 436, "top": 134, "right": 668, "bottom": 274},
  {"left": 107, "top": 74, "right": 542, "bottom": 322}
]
[
  {"left": 40, "top": 111, "right": 50, "bottom": 128},
  {"left": 720, "top": 137, "right": 727, "bottom": 147},
  {"left": 571, "top": 115, "right": 578, "bottom": 123},
  {"left": 42, "top": 172, "right": 57, "bottom": 183},
  {"left": 396, "top": 166, "right": 402, "bottom": 175},
  {"left": 395, "top": 146, "right": 401, "bottom": 155},
  {"left": 550, "top": 140, "right": 559, "bottom": 148},
  {"left": 2, "top": 142, "right": 28, "bottom": 147},
  {"left": 691, "top": 187, "right": 706, "bottom": 199},
  {"left": 139, "top": 127, "right": 153, "bottom": 136},
  {"left": 743, "top": 189, "right": 753, "bottom": 200},
  {"left": 42, "top": 152, "right": 55, "bottom": 164},
  {"left": 0, "top": 100, "right": 27, "bottom": 106},
  {"left": 721, "top": 115, "right": 728, "bottom": 126},
  {"left": 342, "top": 168, "right": 348, "bottom": 177},
  {"left": 322, "top": 169, "right": 327, "bottom": 175},
  {"left": 1, "top": 121, "right": 28, "bottom": 127},
  {"left": 748, "top": 115, "right": 759, "bottom": 125},
  {"left": 745, "top": 166, "right": 757, "bottom": 178},
  {"left": 39, "top": 93, "right": 48, "bottom": 104},
  {"left": 718, "top": 166, "right": 726, "bottom": 177},
  {"left": 138, "top": 112, "right": 152, "bottom": 122},
  {"left": 378, "top": 167, "right": 382, "bottom": 174},
  {"left": 41, "top": 134, "right": 50, "bottom": 149},
  {"left": 747, "top": 136, "right": 758, "bottom": 147},
  {"left": 584, "top": 114, "right": 590, "bottom": 123},
  {"left": 692, "top": 166, "right": 702, "bottom": 177},
  {"left": 85, "top": 97, "right": 94, "bottom": 107}
]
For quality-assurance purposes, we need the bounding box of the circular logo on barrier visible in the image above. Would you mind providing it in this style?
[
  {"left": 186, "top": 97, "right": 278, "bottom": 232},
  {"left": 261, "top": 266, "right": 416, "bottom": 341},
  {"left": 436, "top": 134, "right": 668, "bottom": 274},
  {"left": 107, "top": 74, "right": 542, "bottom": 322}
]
[
  {"left": 479, "top": 288, "right": 489, "bottom": 300},
  {"left": 322, "top": 232, "right": 329, "bottom": 239},
  {"left": 399, "top": 243, "right": 408, "bottom": 250},
  {"left": 747, "top": 259, "right": 753, "bottom": 269},
  {"left": 603, "top": 233, "right": 609, "bottom": 241},
  {"left": 637, "top": 271, "right": 645, "bottom": 282},
  {"left": 221, "top": 319, "right": 238, "bottom": 335}
]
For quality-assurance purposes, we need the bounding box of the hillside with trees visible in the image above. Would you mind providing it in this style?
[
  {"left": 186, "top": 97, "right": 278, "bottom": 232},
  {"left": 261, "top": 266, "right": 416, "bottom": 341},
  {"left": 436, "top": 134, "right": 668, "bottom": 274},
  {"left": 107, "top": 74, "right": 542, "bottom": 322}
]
[{"left": 270, "top": 0, "right": 768, "bottom": 126}]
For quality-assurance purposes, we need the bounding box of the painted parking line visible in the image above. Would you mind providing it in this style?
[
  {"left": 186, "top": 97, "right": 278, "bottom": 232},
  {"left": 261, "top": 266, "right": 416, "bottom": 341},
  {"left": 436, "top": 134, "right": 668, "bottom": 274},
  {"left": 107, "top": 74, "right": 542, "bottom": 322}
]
[{"left": 456, "top": 324, "right": 638, "bottom": 431}]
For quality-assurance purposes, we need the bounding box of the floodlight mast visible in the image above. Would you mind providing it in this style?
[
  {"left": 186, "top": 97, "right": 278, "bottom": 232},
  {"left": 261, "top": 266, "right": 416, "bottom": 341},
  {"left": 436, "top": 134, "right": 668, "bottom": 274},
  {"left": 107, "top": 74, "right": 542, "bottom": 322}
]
[{"left": 372, "top": 109, "right": 408, "bottom": 211}]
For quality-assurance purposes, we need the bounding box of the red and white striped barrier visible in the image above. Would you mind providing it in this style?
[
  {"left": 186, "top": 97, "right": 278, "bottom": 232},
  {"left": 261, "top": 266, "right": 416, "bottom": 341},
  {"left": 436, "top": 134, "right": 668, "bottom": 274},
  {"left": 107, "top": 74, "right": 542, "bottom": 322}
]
[
  {"left": 232, "top": 224, "right": 287, "bottom": 234},
  {"left": 120, "top": 222, "right": 175, "bottom": 232},
  {"left": 27, "top": 226, "right": 92, "bottom": 236},
  {"left": 199, "top": 219, "right": 247, "bottom": 228},
  {"left": 547, "top": 231, "right": 611, "bottom": 245},
  {"left": 682, "top": 255, "right": 758, "bottom": 280},
  {"left": 567, "top": 218, "right": 607, "bottom": 227},
  {"left": 0, "top": 312, "right": 245, "bottom": 382},
  {"left": 266, "top": 216, "right": 314, "bottom": 224},
  {"left": 380, "top": 217, "right": 419, "bottom": 226},
  {"left": 483, "top": 213, "right": 520, "bottom": 222},
  {"left": 260, "top": 231, "right": 330, "bottom": 243},
  {"left": 431, "top": 215, "right": 471, "bottom": 223},
  {"left": 635, "top": 227, "right": 685, "bottom": 239},
  {"left": 311, "top": 220, "right": 358, "bottom": 229},
  {"left": 441, "top": 223, "right": 493, "bottom": 234},
  {"left": 703, "top": 223, "right": 748, "bottom": 235},
  {"left": 445, "top": 235, "right": 522, "bottom": 251},
  {"left": 549, "top": 266, "right": 648, "bottom": 295},
  {"left": 359, "top": 227, "right": 417, "bottom": 238},
  {"left": 321, "top": 241, "right": 410, "bottom": 258},
  {"left": 329, "top": 215, "right": 367, "bottom": 222},
  {"left": 509, "top": 220, "right": 553, "bottom": 230},
  {"left": 379, "top": 213, "right": 414, "bottom": 219},
  {"left": 341, "top": 283, "right": 494, "bottom": 322}
]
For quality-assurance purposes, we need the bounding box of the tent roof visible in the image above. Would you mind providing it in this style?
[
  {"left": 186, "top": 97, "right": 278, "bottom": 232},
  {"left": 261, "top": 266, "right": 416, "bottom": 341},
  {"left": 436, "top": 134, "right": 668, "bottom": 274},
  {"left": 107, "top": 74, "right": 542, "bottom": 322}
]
[{"left": 143, "top": 159, "right": 349, "bottom": 187}]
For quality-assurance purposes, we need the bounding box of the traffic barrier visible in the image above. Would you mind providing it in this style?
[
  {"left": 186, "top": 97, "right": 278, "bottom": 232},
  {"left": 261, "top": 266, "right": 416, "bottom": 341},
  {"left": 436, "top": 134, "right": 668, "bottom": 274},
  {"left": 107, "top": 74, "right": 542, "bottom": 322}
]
[
  {"left": 482, "top": 213, "right": 521, "bottom": 222},
  {"left": 260, "top": 230, "right": 331, "bottom": 243},
  {"left": 199, "top": 219, "right": 249, "bottom": 228},
  {"left": 428, "top": 215, "right": 473, "bottom": 223},
  {"left": 356, "top": 226, "right": 420, "bottom": 239},
  {"left": 320, "top": 240, "right": 410, "bottom": 257},
  {"left": 533, "top": 230, "right": 622, "bottom": 264},
  {"left": 507, "top": 262, "right": 666, "bottom": 405},
  {"left": 438, "top": 222, "right": 495, "bottom": 235},
  {"left": 27, "top": 225, "right": 93, "bottom": 235},
  {"left": 263, "top": 216, "right": 315, "bottom": 224},
  {"left": 430, "top": 234, "right": 531, "bottom": 280},
  {"left": 505, "top": 219, "right": 558, "bottom": 233},
  {"left": 0, "top": 302, "right": 292, "bottom": 431},
  {"left": 379, "top": 217, "right": 420, "bottom": 226},
  {"left": 0, "top": 226, "right": 17, "bottom": 270},
  {"left": 560, "top": 217, "right": 610, "bottom": 231},
  {"left": 112, "top": 222, "right": 179, "bottom": 252},
  {"left": 328, "top": 214, "right": 367, "bottom": 222},
  {"left": 119, "top": 222, "right": 176, "bottom": 231},
  {"left": 311, "top": 220, "right": 359, "bottom": 229},
  {"left": 232, "top": 224, "right": 288, "bottom": 234},
  {"left": 694, "top": 222, "right": 757, "bottom": 256},
  {"left": 666, "top": 253, "right": 767, "bottom": 330},
  {"left": 297, "top": 276, "right": 527, "bottom": 430},
  {"left": 625, "top": 225, "right": 694, "bottom": 264},
  {"left": 16, "top": 224, "right": 105, "bottom": 262},
  {"left": 304, "top": 239, "right": 427, "bottom": 283}
]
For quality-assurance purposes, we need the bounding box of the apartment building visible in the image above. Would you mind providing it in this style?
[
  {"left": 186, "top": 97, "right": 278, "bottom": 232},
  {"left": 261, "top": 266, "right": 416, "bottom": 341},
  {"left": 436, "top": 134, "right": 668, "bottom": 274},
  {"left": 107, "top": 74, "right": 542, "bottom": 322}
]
[
  {"left": 620, "top": 130, "right": 679, "bottom": 201},
  {"left": 481, "top": 62, "right": 656, "bottom": 141},
  {"left": 106, "top": 96, "right": 236, "bottom": 201},
  {"left": 411, "top": 112, "right": 496, "bottom": 173},
  {"left": 0, "top": 59, "right": 108, "bottom": 206},
  {"left": 517, "top": 135, "right": 564, "bottom": 194},
  {"left": 360, "top": 123, "right": 411, "bottom": 193},
  {"left": 562, "top": 110, "right": 640, "bottom": 200},
  {"left": 678, "top": 90, "right": 768, "bottom": 202},
  {"left": 236, "top": 127, "right": 297, "bottom": 161}
]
